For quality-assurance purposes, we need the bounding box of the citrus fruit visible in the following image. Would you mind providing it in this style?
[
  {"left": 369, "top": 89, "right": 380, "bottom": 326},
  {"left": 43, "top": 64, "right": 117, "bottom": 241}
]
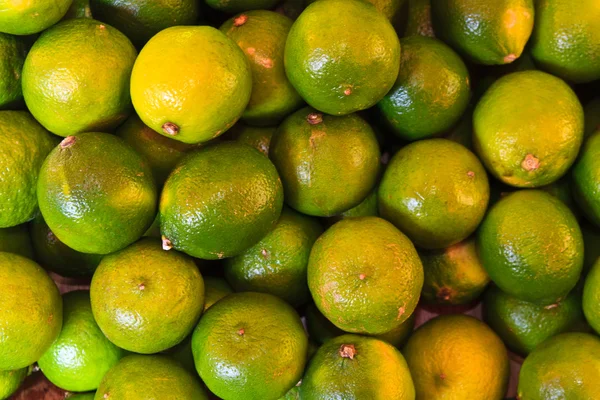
[
  {"left": 584, "top": 97, "right": 600, "bottom": 138},
  {"left": 431, "top": 0, "right": 534, "bottom": 65},
  {"left": 63, "top": 0, "right": 93, "bottom": 19},
  {"left": 131, "top": 26, "right": 251, "bottom": 144},
  {"left": 0, "top": 0, "right": 72, "bottom": 35},
  {"left": 539, "top": 175, "right": 579, "bottom": 218},
  {"left": 404, "top": 0, "right": 434, "bottom": 37},
  {"left": 160, "top": 142, "right": 283, "bottom": 259},
  {"left": 0, "top": 252, "right": 62, "bottom": 370},
  {"left": 38, "top": 291, "right": 126, "bottom": 392},
  {"left": 474, "top": 70, "right": 584, "bottom": 187},
  {"left": 304, "top": 0, "right": 405, "bottom": 22},
  {"left": 419, "top": 237, "right": 490, "bottom": 305},
  {"left": 95, "top": 355, "right": 208, "bottom": 400},
  {"left": 0, "top": 33, "right": 27, "bottom": 109},
  {"left": 203, "top": 276, "right": 233, "bottom": 311},
  {"left": 477, "top": 190, "right": 583, "bottom": 305},
  {"left": 192, "top": 292, "right": 308, "bottom": 400},
  {"left": 221, "top": 11, "right": 304, "bottom": 126},
  {"left": 328, "top": 188, "right": 379, "bottom": 223},
  {"left": 308, "top": 217, "right": 423, "bottom": 335},
  {"left": 224, "top": 207, "right": 323, "bottom": 306},
  {"left": 530, "top": 0, "right": 600, "bottom": 83},
  {"left": 90, "top": 0, "right": 200, "bottom": 48},
  {"left": 403, "top": 314, "right": 510, "bottom": 399},
  {"left": 0, "top": 368, "right": 28, "bottom": 400},
  {"left": 299, "top": 334, "right": 415, "bottom": 400},
  {"left": 206, "top": 0, "right": 279, "bottom": 13},
  {"left": 377, "top": 35, "right": 470, "bottom": 141},
  {"left": 226, "top": 123, "right": 275, "bottom": 156},
  {"left": 22, "top": 19, "right": 136, "bottom": 137},
  {"left": 517, "top": 333, "right": 600, "bottom": 399},
  {"left": 66, "top": 393, "right": 95, "bottom": 400},
  {"left": 269, "top": 107, "right": 380, "bottom": 217},
  {"left": 0, "top": 224, "right": 33, "bottom": 259},
  {"left": 484, "top": 285, "right": 588, "bottom": 356},
  {"left": 583, "top": 259, "right": 600, "bottom": 335},
  {"left": 582, "top": 219, "right": 600, "bottom": 274},
  {"left": 572, "top": 130, "right": 600, "bottom": 227},
  {"left": 284, "top": 0, "right": 401, "bottom": 115},
  {"left": 379, "top": 138, "right": 489, "bottom": 249},
  {"left": 0, "top": 111, "right": 56, "bottom": 228},
  {"left": 90, "top": 238, "right": 204, "bottom": 354}
]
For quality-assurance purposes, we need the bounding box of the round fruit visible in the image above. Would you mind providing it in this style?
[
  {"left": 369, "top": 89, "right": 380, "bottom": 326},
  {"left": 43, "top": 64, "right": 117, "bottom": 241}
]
[
  {"left": 0, "top": 111, "right": 56, "bottom": 228},
  {"left": 30, "top": 215, "right": 101, "bottom": 278},
  {"left": 90, "top": 0, "right": 200, "bottom": 48},
  {"left": 404, "top": 0, "right": 434, "bottom": 37},
  {"left": 572, "top": 131, "right": 600, "bottom": 227},
  {"left": 269, "top": 107, "right": 380, "bottom": 217},
  {"left": 379, "top": 139, "right": 489, "bottom": 249},
  {"left": 284, "top": 0, "right": 401, "bottom": 115},
  {"left": 66, "top": 394, "right": 95, "bottom": 400},
  {"left": 95, "top": 355, "right": 208, "bottom": 400},
  {"left": 203, "top": 277, "right": 233, "bottom": 311},
  {"left": 419, "top": 237, "right": 490, "bottom": 305},
  {"left": 0, "top": 368, "right": 28, "bottom": 400},
  {"left": 474, "top": 71, "right": 583, "bottom": 187},
  {"left": 224, "top": 207, "right": 323, "bottom": 306},
  {"left": 517, "top": 333, "right": 600, "bottom": 399},
  {"left": 530, "top": 0, "right": 600, "bottom": 83},
  {"left": 192, "top": 292, "right": 308, "bottom": 400},
  {"left": 329, "top": 188, "right": 379, "bottom": 223},
  {"left": 378, "top": 36, "right": 470, "bottom": 141},
  {"left": 0, "top": 0, "right": 72, "bottom": 35},
  {"left": 404, "top": 314, "right": 509, "bottom": 399},
  {"left": 22, "top": 19, "right": 136, "bottom": 137},
  {"left": 431, "top": 0, "right": 534, "bottom": 65},
  {"left": 38, "top": 291, "right": 126, "bottom": 392},
  {"left": 161, "top": 142, "right": 283, "bottom": 259},
  {"left": 0, "top": 252, "right": 62, "bottom": 370},
  {"left": 583, "top": 259, "right": 600, "bottom": 335},
  {"left": 116, "top": 115, "right": 198, "bottom": 186},
  {"left": 221, "top": 11, "right": 304, "bottom": 126},
  {"left": 308, "top": 217, "right": 423, "bottom": 335},
  {"left": 299, "top": 334, "right": 415, "bottom": 400},
  {"left": 0, "top": 224, "right": 33, "bottom": 259},
  {"left": 90, "top": 238, "right": 204, "bottom": 354},
  {"left": 63, "top": 0, "right": 93, "bottom": 19},
  {"left": 226, "top": 123, "right": 275, "bottom": 156},
  {"left": 477, "top": 190, "right": 583, "bottom": 305},
  {"left": 0, "top": 33, "right": 27, "bottom": 109},
  {"left": 206, "top": 0, "right": 279, "bottom": 13},
  {"left": 131, "top": 26, "right": 251, "bottom": 144},
  {"left": 38, "top": 133, "right": 157, "bottom": 255},
  {"left": 584, "top": 97, "right": 600, "bottom": 138},
  {"left": 484, "top": 285, "right": 588, "bottom": 356}
]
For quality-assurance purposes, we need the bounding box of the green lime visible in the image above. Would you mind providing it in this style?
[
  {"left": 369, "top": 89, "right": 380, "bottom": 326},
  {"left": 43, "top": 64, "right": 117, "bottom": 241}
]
[
  {"left": 404, "top": 0, "right": 434, "bottom": 37},
  {"left": 0, "top": 368, "right": 28, "bottom": 400},
  {"left": 328, "top": 188, "right": 379, "bottom": 223},
  {"left": 90, "top": 238, "right": 204, "bottom": 354},
  {"left": 404, "top": 314, "right": 510, "bottom": 399},
  {"left": 0, "top": 33, "right": 27, "bottom": 109},
  {"left": 225, "top": 208, "right": 323, "bottom": 306},
  {"left": 66, "top": 393, "right": 95, "bottom": 400},
  {"left": 192, "top": 292, "right": 308, "bottom": 400},
  {"left": 270, "top": 107, "right": 380, "bottom": 217},
  {"left": 131, "top": 26, "right": 251, "bottom": 144},
  {"left": 38, "top": 291, "right": 126, "bottom": 392},
  {"left": 474, "top": 70, "right": 584, "bottom": 187},
  {"left": 225, "top": 123, "right": 275, "bottom": 156},
  {"left": 203, "top": 277, "right": 233, "bottom": 311},
  {"left": 539, "top": 175, "right": 579, "bottom": 218},
  {"left": 63, "top": 0, "right": 93, "bottom": 19},
  {"left": 284, "top": 0, "right": 401, "bottom": 115},
  {"left": 0, "top": 252, "right": 62, "bottom": 370},
  {"left": 0, "top": 224, "right": 33, "bottom": 259},
  {"left": 206, "top": 0, "right": 279, "bottom": 13},
  {"left": 583, "top": 259, "right": 600, "bottom": 335},
  {"left": 379, "top": 139, "right": 489, "bottom": 249},
  {"left": 378, "top": 36, "right": 470, "bottom": 141},
  {"left": 0, "top": 0, "right": 72, "bottom": 35},
  {"left": 584, "top": 97, "right": 600, "bottom": 138},
  {"left": 299, "top": 334, "right": 415, "bottom": 400},
  {"left": 573, "top": 131, "right": 600, "bottom": 226}
]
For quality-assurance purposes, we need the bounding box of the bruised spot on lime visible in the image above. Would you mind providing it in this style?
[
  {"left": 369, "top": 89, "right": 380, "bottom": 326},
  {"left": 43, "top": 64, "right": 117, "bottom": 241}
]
[
  {"left": 60, "top": 136, "right": 77, "bottom": 149},
  {"left": 234, "top": 14, "right": 248, "bottom": 27},
  {"left": 339, "top": 344, "right": 356, "bottom": 359},
  {"left": 307, "top": 113, "right": 323, "bottom": 125},
  {"left": 161, "top": 235, "right": 173, "bottom": 250},
  {"left": 522, "top": 154, "right": 540, "bottom": 171},
  {"left": 162, "top": 122, "right": 179, "bottom": 136}
]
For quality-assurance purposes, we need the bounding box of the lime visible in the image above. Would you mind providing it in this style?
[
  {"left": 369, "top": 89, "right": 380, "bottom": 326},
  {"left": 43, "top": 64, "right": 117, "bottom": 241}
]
[
  {"left": 0, "top": 224, "right": 33, "bottom": 259},
  {"left": 225, "top": 123, "right": 275, "bottom": 156},
  {"left": 572, "top": 130, "right": 600, "bottom": 226},
  {"left": 203, "top": 276, "right": 233, "bottom": 311},
  {"left": 0, "top": 0, "right": 72, "bottom": 35},
  {"left": 0, "top": 33, "right": 27, "bottom": 109},
  {"left": 0, "top": 368, "right": 28, "bottom": 400}
]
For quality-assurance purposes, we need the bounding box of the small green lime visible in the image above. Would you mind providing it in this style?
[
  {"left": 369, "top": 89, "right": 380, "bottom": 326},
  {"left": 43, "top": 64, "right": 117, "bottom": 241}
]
[
  {"left": 0, "top": 0, "right": 73, "bottom": 35},
  {"left": 0, "top": 368, "right": 28, "bottom": 400},
  {"left": 572, "top": 131, "right": 600, "bottom": 226}
]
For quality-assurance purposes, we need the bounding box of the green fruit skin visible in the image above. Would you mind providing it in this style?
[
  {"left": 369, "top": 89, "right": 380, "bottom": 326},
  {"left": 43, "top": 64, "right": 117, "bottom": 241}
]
[
  {"left": 583, "top": 260, "right": 600, "bottom": 335},
  {"left": 95, "top": 355, "right": 208, "bottom": 400},
  {"left": 431, "top": 0, "right": 534, "bottom": 65},
  {"left": 203, "top": 276, "right": 233, "bottom": 311},
  {"left": 270, "top": 107, "right": 380, "bottom": 217},
  {"left": 474, "top": 70, "right": 584, "bottom": 188},
  {"left": 581, "top": 219, "right": 600, "bottom": 274},
  {"left": 22, "top": 19, "right": 137, "bottom": 137},
  {"left": 477, "top": 190, "right": 584, "bottom": 305},
  {"left": 328, "top": 188, "right": 379, "bottom": 223},
  {"left": 0, "top": 111, "right": 57, "bottom": 228},
  {"left": 419, "top": 237, "right": 490, "bottom": 305},
  {"left": 584, "top": 98, "right": 600, "bottom": 138},
  {"left": 379, "top": 139, "right": 489, "bottom": 249},
  {"left": 38, "top": 291, "right": 126, "bottom": 392},
  {"left": 0, "top": 33, "right": 27, "bottom": 109},
  {"left": 0, "top": 368, "right": 28, "bottom": 400},
  {"left": 0, "top": 224, "right": 34, "bottom": 259},
  {"left": 530, "top": 0, "right": 600, "bottom": 83},
  {"left": 224, "top": 207, "right": 323, "bottom": 306},
  {"left": 90, "top": 0, "right": 199, "bottom": 48},
  {"left": 299, "top": 334, "right": 415, "bottom": 400},
  {"left": 66, "top": 393, "right": 96, "bottom": 400},
  {"left": 192, "top": 292, "right": 308, "bottom": 400},
  {"left": 38, "top": 133, "right": 157, "bottom": 255},
  {"left": 160, "top": 142, "right": 284, "bottom": 259},
  {"left": 378, "top": 36, "right": 470, "bottom": 141},
  {"left": 0, "top": 0, "right": 73, "bottom": 35},
  {"left": 517, "top": 333, "right": 600, "bottom": 399},
  {"left": 404, "top": 0, "right": 435, "bottom": 37},
  {"left": 226, "top": 123, "right": 276, "bottom": 156},
  {"left": 305, "top": 0, "right": 405, "bottom": 20},
  {"left": 0, "top": 252, "right": 63, "bottom": 370},
  {"left": 30, "top": 215, "right": 101, "bottom": 278},
  {"left": 573, "top": 131, "right": 600, "bottom": 227},
  {"left": 90, "top": 238, "right": 205, "bottom": 354},
  {"left": 308, "top": 217, "right": 424, "bottom": 335},
  {"left": 539, "top": 175, "right": 579, "bottom": 218},
  {"left": 206, "top": 0, "right": 279, "bottom": 13},
  {"left": 63, "top": 0, "right": 93, "bottom": 19},
  {"left": 221, "top": 11, "right": 304, "bottom": 126},
  {"left": 284, "top": 0, "right": 401, "bottom": 115},
  {"left": 484, "top": 285, "right": 588, "bottom": 356}
]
